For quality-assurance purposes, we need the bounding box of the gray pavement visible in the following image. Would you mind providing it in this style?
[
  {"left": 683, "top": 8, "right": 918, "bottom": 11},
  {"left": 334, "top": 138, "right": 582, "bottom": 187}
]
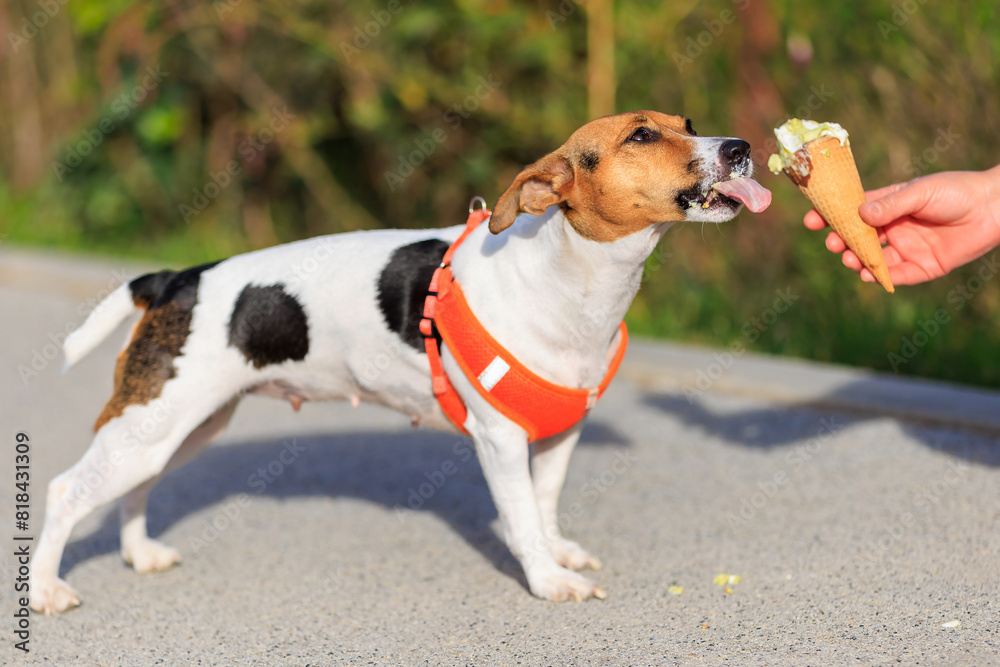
[{"left": 2, "top": 246, "right": 999, "bottom": 666}]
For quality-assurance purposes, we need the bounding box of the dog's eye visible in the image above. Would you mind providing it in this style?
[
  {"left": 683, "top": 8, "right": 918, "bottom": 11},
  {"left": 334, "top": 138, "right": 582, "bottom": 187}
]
[
  {"left": 685, "top": 119, "right": 697, "bottom": 136},
  {"left": 627, "top": 127, "right": 656, "bottom": 143}
]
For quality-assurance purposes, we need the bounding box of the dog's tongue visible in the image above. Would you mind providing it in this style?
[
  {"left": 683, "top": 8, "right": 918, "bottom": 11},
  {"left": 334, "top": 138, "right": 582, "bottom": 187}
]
[{"left": 713, "top": 178, "right": 772, "bottom": 213}]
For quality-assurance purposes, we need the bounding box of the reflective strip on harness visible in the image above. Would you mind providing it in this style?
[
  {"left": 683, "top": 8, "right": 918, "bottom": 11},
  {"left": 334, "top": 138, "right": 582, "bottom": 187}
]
[
  {"left": 421, "top": 204, "right": 628, "bottom": 443},
  {"left": 478, "top": 357, "right": 510, "bottom": 392}
]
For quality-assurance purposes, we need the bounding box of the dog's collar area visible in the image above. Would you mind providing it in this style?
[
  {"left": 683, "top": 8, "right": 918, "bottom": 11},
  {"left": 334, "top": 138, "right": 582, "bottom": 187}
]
[{"left": 420, "top": 200, "right": 628, "bottom": 443}]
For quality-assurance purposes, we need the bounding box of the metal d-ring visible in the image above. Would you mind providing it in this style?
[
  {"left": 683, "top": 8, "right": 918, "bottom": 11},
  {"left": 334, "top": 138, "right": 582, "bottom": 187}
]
[{"left": 468, "top": 196, "right": 488, "bottom": 214}]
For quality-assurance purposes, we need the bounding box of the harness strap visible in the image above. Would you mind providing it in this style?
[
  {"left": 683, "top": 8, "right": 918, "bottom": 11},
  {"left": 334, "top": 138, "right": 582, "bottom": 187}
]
[
  {"left": 420, "top": 201, "right": 628, "bottom": 442},
  {"left": 419, "top": 204, "right": 488, "bottom": 435}
]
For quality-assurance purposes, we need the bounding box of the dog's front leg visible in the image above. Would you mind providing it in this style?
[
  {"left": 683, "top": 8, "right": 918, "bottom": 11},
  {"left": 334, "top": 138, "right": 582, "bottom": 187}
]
[
  {"left": 531, "top": 424, "right": 602, "bottom": 572},
  {"left": 468, "top": 417, "right": 605, "bottom": 602}
]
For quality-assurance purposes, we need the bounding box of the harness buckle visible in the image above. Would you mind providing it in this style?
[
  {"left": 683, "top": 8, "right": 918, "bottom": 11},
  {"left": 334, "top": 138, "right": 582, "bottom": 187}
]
[
  {"left": 432, "top": 375, "right": 450, "bottom": 395},
  {"left": 422, "top": 294, "right": 438, "bottom": 320},
  {"left": 419, "top": 317, "right": 434, "bottom": 338}
]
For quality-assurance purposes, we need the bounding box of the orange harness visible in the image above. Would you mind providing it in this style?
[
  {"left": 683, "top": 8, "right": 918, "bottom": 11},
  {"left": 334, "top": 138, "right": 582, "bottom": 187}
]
[{"left": 419, "top": 201, "right": 628, "bottom": 443}]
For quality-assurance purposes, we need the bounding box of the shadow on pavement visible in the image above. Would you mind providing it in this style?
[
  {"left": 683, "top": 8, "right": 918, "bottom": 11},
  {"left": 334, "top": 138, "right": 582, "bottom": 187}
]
[
  {"left": 59, "top": 419, "right": 629, "bottom": 587},
  {"left": 642, "top": 388, "right": 1000, "bottom": 466}
]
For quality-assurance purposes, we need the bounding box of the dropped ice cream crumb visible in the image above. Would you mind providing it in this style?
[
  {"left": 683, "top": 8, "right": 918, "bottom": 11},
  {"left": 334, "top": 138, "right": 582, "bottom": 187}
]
[
  {"left": 667, "top": 586, "right": 683, "bottom": 595},
  {"left": 713, "top": 573, "right": 742, "bottom": 586},
  {"left": 941, "top": 620, "right": 961, "bottom": 629}
]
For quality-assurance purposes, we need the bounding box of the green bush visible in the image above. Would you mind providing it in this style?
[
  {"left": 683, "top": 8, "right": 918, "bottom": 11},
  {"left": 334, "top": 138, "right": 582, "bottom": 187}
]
[{"left": 1, "top": 0, "right": 997, "bottom": 387}]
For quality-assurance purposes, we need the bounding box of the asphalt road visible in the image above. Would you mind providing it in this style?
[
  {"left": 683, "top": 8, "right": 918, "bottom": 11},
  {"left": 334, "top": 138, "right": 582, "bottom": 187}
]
[{"left": 2, "top": 247, "right": 999, "bottom": 666}]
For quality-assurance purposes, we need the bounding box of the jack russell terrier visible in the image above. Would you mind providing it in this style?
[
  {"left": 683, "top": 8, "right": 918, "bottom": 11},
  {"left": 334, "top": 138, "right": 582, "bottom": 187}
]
[{"left": 31, "top": 110, "right": 771, "bottom": 614}]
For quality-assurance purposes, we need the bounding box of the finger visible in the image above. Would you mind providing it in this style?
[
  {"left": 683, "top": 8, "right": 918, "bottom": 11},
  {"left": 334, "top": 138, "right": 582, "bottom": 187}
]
[
  {"left": 887, "top": 262, "right": 935, "bottom": 286},
  {"left": 841, "top": 249, "right": 864, "bottom": 274},
  {"left": 803, "top": 209, "right": 828, "bottom": 230},
  {"left": 825, "top": 231, "right": 847, "bottom": 253},
  {"left": 876, "top": 245, "right": 933, "bottom": 286},
  {"left": 863, "top": 181, "right": 908, "bottom": 203},
  {"left": 859, "top": 180, "right": 932, "bottom": 228},
  {"left": 881, "top": 243, "right": 904, "bottom": 267}
]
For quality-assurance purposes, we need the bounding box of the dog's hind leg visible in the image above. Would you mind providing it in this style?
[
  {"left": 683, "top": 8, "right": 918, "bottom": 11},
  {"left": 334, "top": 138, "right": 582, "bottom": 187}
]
[
  {"left": 531, "top": 423, "right": 602, "bottom": 572},
  {"left": 30, "top": 388, "right": 240, "bottom": 615},
  {"left": 119, "top": 397, "right": 241, "bottom": 574}
]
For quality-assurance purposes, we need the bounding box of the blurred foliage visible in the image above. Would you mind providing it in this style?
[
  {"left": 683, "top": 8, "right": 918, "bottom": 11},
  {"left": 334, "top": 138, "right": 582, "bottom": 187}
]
[{"left": 1, "top": 0, "right": 998, "bottom": 387}]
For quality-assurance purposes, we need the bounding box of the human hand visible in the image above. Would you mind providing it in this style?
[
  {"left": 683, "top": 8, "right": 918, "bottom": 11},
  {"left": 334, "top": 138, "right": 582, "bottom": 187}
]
[{"left": 803, "top": 165, "right": 1000, "bottom": 285}]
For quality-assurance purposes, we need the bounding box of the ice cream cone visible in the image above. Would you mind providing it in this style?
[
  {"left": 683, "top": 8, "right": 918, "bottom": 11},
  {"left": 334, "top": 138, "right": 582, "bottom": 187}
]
[{"left": 782, "top": 135, "right": 894, "bottom": 293}]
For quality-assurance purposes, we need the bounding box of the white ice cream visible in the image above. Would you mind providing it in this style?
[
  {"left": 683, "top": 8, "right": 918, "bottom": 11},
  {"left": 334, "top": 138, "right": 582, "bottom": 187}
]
[{"left": 768, "top": 119, "right": 850, "bottom": 175}]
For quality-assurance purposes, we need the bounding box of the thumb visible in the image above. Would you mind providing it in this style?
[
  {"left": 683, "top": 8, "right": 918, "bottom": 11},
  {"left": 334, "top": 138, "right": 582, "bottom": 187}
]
[{"left": 859, "top": 180, "right": 930, "bottom": 228}]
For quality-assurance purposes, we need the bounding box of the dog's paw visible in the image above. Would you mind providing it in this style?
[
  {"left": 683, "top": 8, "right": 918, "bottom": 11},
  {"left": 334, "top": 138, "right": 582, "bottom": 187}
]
[
  {"left": 550, "top": 537, "right": 602, "bottom": 571},
  {"left": 528, "top": 565, "right": 606, "bottom": 602},
  {"left": 123, "top": 538, "right": 182, "bottom": 574},
  {"left": 30, "top": 577, "right": 81, "bottom": 615}
]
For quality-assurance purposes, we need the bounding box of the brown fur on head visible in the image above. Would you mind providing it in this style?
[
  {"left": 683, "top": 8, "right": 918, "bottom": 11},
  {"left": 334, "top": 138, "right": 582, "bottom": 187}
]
[{"left": 490, "top": 111, "right": 709, "bottom": 242}]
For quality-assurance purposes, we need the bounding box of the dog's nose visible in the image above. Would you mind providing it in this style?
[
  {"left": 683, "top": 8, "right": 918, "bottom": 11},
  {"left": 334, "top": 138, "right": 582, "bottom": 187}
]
[{"left": 720, "top": 139, "right": 750, "bottom": 166}]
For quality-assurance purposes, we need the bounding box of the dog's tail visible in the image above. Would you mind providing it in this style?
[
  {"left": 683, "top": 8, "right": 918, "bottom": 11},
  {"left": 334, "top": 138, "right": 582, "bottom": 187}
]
[{"left": 63, "top": 283, "right": 138, "bottom": 370}]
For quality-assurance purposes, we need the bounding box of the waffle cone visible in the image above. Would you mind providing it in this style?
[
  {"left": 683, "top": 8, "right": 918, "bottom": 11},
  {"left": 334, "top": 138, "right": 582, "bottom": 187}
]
[{"left": 788, "top": 136, "right": 894, "bottom": 293}]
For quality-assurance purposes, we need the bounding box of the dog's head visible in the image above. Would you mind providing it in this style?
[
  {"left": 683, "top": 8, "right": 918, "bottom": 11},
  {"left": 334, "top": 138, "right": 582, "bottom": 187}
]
[{"left": 490, "top": 110, "right": 771, "bottom": 241}]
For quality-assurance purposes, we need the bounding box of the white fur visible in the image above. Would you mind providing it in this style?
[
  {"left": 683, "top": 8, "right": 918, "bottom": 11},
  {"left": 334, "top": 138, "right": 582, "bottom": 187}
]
[
  {"left": 63, "top": 283, "right": 134, "bottom": 370},
  {"left": 452, "top": 207, "right": 667, "bottom": 391}
]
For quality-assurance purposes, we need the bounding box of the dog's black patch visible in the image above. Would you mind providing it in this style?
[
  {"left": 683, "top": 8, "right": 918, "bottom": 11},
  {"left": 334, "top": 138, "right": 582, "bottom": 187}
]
[
  {"left": 377, "top": 238, "right": 449, "bottom": 351},
  {"left": 228, "top": 284, "right": 310, "bottom": 369},
  {"left": 129, "top": 261, "right": 222, "bottom": 310},
  {"left": 685, "top": 159, "right": 699, "bottom": 174},
  {"left": 684, "top": 118, "right": 697, "bottom": 136},
  {"left": 579, "top": 151, "right": 600, "bottom": 172}
]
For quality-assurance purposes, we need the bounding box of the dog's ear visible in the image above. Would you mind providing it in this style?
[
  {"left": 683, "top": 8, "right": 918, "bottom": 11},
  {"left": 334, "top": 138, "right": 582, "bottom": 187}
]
[{"left": 489, "top": 153, "right": 574, "bottom": 234}]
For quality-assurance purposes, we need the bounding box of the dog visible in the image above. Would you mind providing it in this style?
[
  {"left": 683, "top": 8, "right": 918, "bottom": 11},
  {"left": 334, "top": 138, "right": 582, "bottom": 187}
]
[{"left": 30, "top": 110, "right": 770, "bottom": 614}]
